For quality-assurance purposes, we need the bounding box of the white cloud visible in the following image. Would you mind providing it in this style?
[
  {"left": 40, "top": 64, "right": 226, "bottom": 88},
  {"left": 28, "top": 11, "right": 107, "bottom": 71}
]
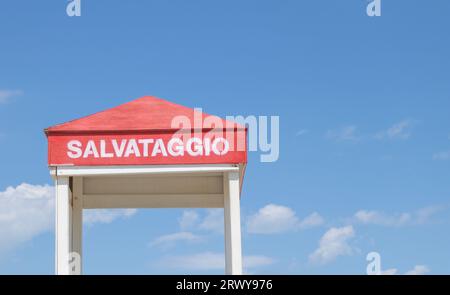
[
  {"left": 198, "top": 209, "right": 224, "bottom": 233},
  {"left": 381, "top": 265, "right": 430, "bottom": 275},
  {"left": 179, "top": 206, "right": 324, "bottom": 235},
  {"left": 178, "top": 210, "right": 199, "bottom": 230},
  {"left": 247, "top": 204, "right": 298, "bottom": 234},
  {"left": 296, "top": 129, "right": 309, "bottom": 137},
  {"left": 299, "top": 212, "right": 325, "bottom": 229},
  {"left": 150, "top": 209, "right": 221, "bottom": 250},
  {"left": 325, "top": 120, "right": 416, "bottom": 143},
  {"left": 375, "top": 120, "right": 414, "bottom": 140},
  {"left": 153, "top": 209, "right": 223, "bottom": 251},
  {"left": 433, "top": 150, "right": 450, "bottom": 161},
  {"left": 0, "top": 182, "right": 139, "bottom": 254},
  {"left": 309, "top": 226, "right": 355, "bottom": 265},
  {"left": 149, "top": 231, "right": 203, "bottom": 249},
  {"left": 0, "top": 90, "right": 22, "bottom": 104},
  {"left": 381, "top": 268, "right": 398, "bottom": 275},
  {"left": 378, "top": 265, "right": 430, "bottom": 275},
  {"left": 415, "top": 205, "right": 445, "bottom": 224},
  {"left": 326, "top": 126, "right": 359, "bottom": 142},
  {"left": 178, "top": 209, "right": 224, "bottom": 233},
  {"left": 159, "top": 252, "right": 275, "bottom": 271},
  {"left": 83, "top": 209, "right": 137, "bottom": 225},
  {"left": 354, "top": 206, "right": 444, "bottom": 227},
  {"left": 354, "top": 210, "right": 411, "bottom": 227},
  {"left": 405, "top": 265, "right": 430, "bottom": 275},
  {"left": 0, "top": 183, "right": 54, "bottom": 253},
  {"left": 247, "top": 204, "right": 324, "bottom": 234}
]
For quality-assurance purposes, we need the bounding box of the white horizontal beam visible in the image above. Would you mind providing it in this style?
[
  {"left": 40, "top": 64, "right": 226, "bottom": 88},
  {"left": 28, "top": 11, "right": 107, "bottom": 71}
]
[
  {"left": 52, "top": 164, "right": 239, "bottom": 177},
  {"left": 82, "top": 193, "right": 224, "bottom": 209}
]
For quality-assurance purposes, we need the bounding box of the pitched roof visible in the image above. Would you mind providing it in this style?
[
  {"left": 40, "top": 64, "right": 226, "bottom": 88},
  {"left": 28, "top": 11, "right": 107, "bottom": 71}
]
[{"left": 45, "top": 96, "right": 243, "bottom": 134}]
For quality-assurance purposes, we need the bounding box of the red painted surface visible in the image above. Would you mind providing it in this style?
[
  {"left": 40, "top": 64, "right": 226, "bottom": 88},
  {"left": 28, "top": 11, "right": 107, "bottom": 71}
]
[{"left": 45, "top": 96, "right": 247, "bottom": 166}]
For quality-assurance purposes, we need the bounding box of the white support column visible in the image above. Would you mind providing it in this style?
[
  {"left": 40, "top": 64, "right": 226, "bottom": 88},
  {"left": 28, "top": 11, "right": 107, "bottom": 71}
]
[
  {"left": 55, "top": 176, "right": 72, "bottom": 275},
  {"left": 223, "top": 171, "right": 243, "bottom": 275},
  {"left": 71, "top": 177, "right": 83, "bottom": 275}
]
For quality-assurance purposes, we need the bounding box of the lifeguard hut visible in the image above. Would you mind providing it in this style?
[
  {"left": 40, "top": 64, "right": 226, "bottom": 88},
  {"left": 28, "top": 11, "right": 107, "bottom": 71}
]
[{"left": 45, "top": 96, "right": 247, "bottom": 275}]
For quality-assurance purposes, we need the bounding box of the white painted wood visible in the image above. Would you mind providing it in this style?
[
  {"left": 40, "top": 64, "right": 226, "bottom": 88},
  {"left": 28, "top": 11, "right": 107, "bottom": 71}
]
[
  {"left": 83, "top": 175, "right": 223, "bottom": 195},
  {"left": 54, "top": 164, "right": 239, "bottom": 177},
  {"left": 52, "top": 164, "right": 244, "bottom": 275},
  {"left": 71, "top": 177, "right": 83, "bottom": 275},
  {"left": 83, "top": 193, "right": 224, "bottom": 209},
  {"left": 224, "top": 171, "right": 243, "bottom": 275},
  {"left": 55, "top": 176, "right": 71, "bottom": 275}
]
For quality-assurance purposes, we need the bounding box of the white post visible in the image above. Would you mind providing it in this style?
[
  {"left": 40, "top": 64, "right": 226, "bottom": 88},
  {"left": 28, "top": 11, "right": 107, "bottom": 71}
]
[
  {"left": 55, "top": 176, "right": 71, "bottom": 275},
  {"left": 223, "top": 171, "right": 243, "bottom": 275},
  {"left": 71, "top": 177, "right": 83, "bottom": 275}
]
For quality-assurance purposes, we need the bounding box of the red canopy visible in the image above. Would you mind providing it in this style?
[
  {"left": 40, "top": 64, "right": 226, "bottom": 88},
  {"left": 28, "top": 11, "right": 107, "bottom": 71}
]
[{"left": 45, "top": 96, "right": 247, "bottom": 167}]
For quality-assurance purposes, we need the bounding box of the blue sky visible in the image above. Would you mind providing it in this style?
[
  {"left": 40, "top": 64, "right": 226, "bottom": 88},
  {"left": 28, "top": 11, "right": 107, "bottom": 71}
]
[{"left": 1, "top": 0, "right": 450, "bottom": 274}]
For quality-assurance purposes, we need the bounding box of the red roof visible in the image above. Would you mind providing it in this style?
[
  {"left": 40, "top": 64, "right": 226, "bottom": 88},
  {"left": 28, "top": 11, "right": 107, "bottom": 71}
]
[{"left": 45, "top": 96, "right": 243, "bottom": 134}]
